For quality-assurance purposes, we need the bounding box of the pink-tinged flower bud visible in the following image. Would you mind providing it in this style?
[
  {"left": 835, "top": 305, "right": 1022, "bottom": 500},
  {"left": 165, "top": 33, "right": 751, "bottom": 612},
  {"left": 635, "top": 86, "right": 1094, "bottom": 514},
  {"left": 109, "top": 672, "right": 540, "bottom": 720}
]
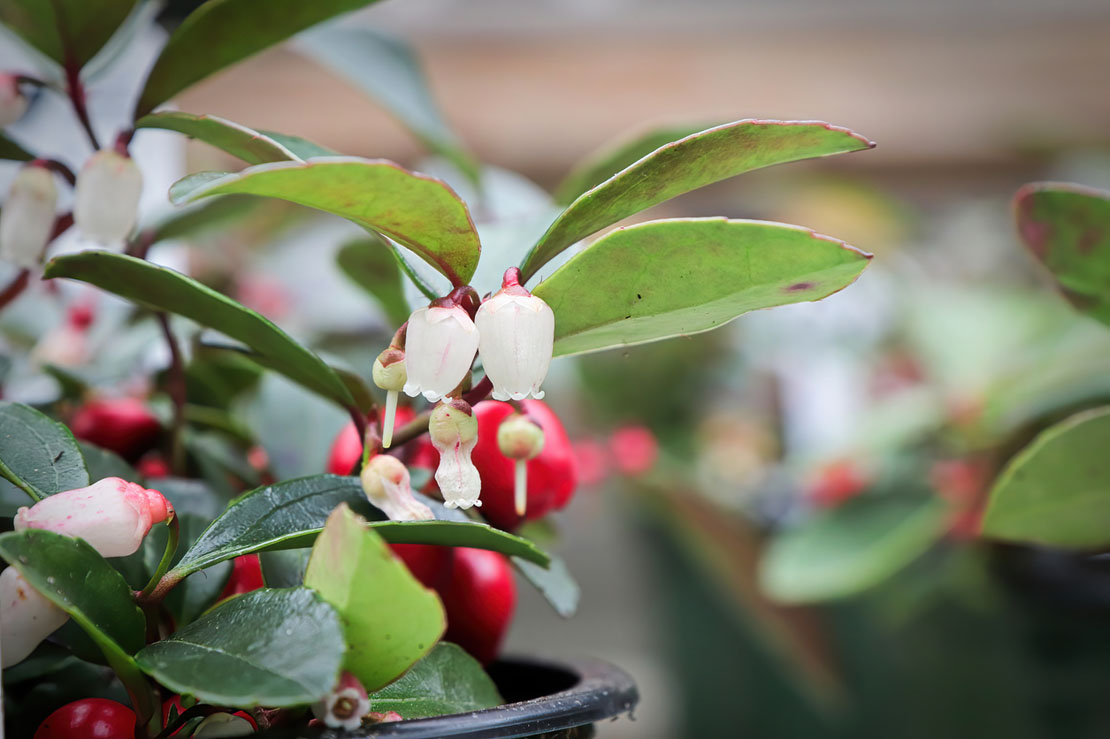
[
  {"left": 360, "top": 454, "right": 433, "bottom": 522},
  {"left": 367, "top": 711, "right": 403, "bottom": 723},
  {"left": 312, "top": 671, "right": 371, "bottom": 731},
  {"left": 475, "top": 268, "right": 555, "bottom": 402},
  {"left": 0, "top": 567, "right": 69, "bottom": 667},
  {"left": 0, "top": 163, "right": 57, "bottom": 268},
  {"left": 429, "top": 399, "right": 482, "bottom": 509},
  {"left": 402, "top": 304, "right": 479, "bottom": 403},
  {"left": 373, "top": 345, "right": 407, "bottom": 448},
  {"left": 0, "top": 74, "right": 28, "bottom": 126},
  {"left": 193, "top": 712, "right": 255, "bottom": 737},
  {"left": 74, "top": 149, "right": 142, "bottom": 244},
  {"left": 497, "top": 414, "right": 545, "bottom": 516},
  {"left": 14, "top": 477, "right": 173, "bottom": 558}
]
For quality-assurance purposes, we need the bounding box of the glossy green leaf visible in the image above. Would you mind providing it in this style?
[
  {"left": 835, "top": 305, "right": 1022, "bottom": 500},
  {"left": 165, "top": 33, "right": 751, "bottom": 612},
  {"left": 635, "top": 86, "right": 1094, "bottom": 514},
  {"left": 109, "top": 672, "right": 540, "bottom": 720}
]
[
  {"left": 170, "top": 474, "right": 549, "bottom": 579},
  {"left": 170, "top": 158, "right": 480, "bottom": 285},
  {"left": 305, "top": 504, "right": 445, "bottom": 690},
  {"left": 135, "top": 112, "right": 298, "bottom": 164},
  {"left": 77, "top": 442, "right": 136, "bottom": 483},
  {"left": 0, "top": 0, "right": 137, "bottom": 68},
  {"left": 259, "top": 130, "right": 338, "bottom": 159},
  {"left": 1014, "top": 182, "right": 1110, "bottom": 326},
  {"left": 0, "top": 401, "right": 88, "bottom": 500},
  {"left": 133, "top": 0, "right": 384, "bottom": 118},
  {"left": 983, "top": 407, "right": 1110, "bottom": 549},
  {"left": 135, "top": 588, "right": 345, "bottom": 707},
  {"left": 513, "top": 554, "right": 579, "bottom": 618},
  {"left": 0, "top": 131, "right": 33, "bottom": 161},
  {"left": 759, "top": 497, "right": 946, "bottom": 604},
  {"left": 297, "top": 26, "right": 478, "bottom": 183},
  {"left": 44, "top": 251, "right": 356, "bottom": 410},
  {"left": 553, "top": 122, "right": 716, "bottom": 205},
  {"left": 369, "top": 642, "right": 501, "bottom": 718},
  {"left": 336, "top": 235, "right": 412, "bottom": 326},
  {"left": 521, "top": 119, "right": 875, "bottom": 280},
  {"left": 533, "top": 218, "right": 871, "bottom": 356}
]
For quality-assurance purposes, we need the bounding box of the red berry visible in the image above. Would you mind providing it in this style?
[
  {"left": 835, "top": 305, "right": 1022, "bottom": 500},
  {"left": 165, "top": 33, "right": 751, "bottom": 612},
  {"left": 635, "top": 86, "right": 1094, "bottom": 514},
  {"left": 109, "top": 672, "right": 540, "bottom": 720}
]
[
  {"left": 609, "top": 425, "right": 659, "bottom": 476},
  {"left": 440, "top": 548, "right": 516, "bottom": 665},
  {"left": 470, "top": 400, "right": 577, "bottom": 531},
  {"left": 35, "top": 698, "right": 136, "bottom": 739},
  {"left": 219, "top": 554, "right": 265, "bottom": 599},
  {"left": 807, "top": 460, "right": 869, "bottom": 509},
  {"left": 326, "top": 406, "right": 417, "bottom": 475},
  {"left": 137, "top": 452, "right": 171, "bottom": 479},
  {"left": 390, "top": 543, "right": 453, "bottom": 589},
  {"left": 71, "top": 398, "right": 161, "bottom": 461}
]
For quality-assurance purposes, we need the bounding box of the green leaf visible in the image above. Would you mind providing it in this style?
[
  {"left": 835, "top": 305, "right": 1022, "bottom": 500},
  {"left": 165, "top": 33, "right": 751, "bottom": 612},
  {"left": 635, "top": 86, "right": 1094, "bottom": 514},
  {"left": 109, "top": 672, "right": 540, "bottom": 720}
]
[
  {"left": 0, "top": 401, "right": 88, "bottom": 501},
  {"left": 0, "top": 529, "right": 145, "bottom": 657},
  {"left": 169, "top": 158, "right": 480, "bottom": 286},
  {"left": 1014, "top": 182, "right": 1110, "bottom": 326},
  {"left": 135, "top": 588, "right": 345, "bottom": 707},
  {"left": 305, "top": 504, "right": 445, "bottom": 691},
  {"left": 758, "top": 497, "right": 946, "bottom": 604},
  {"left": 520, "top": 119, "right": 875, "bottom": 280},
  {"left": 513, "top": 554, "right": 579, "bottom": 618},
  {"left": 44, "top": 251, "right": 356, "bottom": 410},
  {"left": 983, "top": 406, "right": 1110, "bottom": 549},
  {"left": 259, "top": 130, "right": 338, "bottom": 160},
  {"left": 297, "top": 26, "right": 478, "bottom": 183},
  {"left": 336, "top": 235, "right": 412, "bottom": 326},
  {"left": 533, "top": 218, "right": 871, "bottom": 356},
  {"left": 135, "top": 112, "right": 299, "bottom": 164},
  {"left": 0, "top": 131, "right": 33, "bottom": 161},
  {"left": 553, "top": 122, "right": 717, "bottom": 205},
  {"left": 133, "top": 0, "right": 384, "bottom": 118},
  {"left": 77, "top": 441, "right": 137, "bottom": 482},
  {"left": 0, "top": 0, "right": 138, "bottom": 68},
  {"left": 369, "top": 642, "right": 501, "bottom": 718},
  {"left": 145, "top": 196, "right": 259, "bottom": 246},
  {"left": 170, "top": 474, "right": 549, "bottom": 580}
]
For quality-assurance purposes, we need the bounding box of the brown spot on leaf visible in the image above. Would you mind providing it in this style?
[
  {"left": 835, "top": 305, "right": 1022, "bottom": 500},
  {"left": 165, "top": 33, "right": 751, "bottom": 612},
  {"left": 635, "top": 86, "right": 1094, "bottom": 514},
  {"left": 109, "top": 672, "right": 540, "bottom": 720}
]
[
  {"left": 785, "top": 282, "right": 815, "bottom": 292},
  {"left": 1079, "top": 227, "right": 1101, "bottom": 254}
]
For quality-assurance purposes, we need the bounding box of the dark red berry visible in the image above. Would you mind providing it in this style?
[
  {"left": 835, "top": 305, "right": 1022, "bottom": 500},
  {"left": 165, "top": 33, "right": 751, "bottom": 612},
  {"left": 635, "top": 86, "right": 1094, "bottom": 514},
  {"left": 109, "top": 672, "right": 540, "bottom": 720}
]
[{"left": 35, "top": 698, "right": 136, "bottom": 739}]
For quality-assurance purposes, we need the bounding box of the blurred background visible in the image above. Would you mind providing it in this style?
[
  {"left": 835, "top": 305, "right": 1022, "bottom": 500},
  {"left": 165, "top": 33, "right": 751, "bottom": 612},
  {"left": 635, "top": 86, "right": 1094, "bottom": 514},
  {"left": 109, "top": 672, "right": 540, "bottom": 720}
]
[{"left": 3, "top": 0, "right": 1110, "bottom": 737}]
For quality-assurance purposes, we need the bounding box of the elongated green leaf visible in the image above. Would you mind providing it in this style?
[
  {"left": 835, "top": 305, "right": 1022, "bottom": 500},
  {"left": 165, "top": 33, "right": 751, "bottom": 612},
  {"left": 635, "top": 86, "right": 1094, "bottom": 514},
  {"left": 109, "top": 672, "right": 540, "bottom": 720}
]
[
  {"left": 0, "top": 401, "right": 88, "bottom": 500},
  {"left": 306, "top": 504, "right": 445, "bottom": 690},
  {"left": 170, "top": 158, "right": 480, "bottom": 285},
  {"left": 170, "top": 474, "right": 549, "bottom": 579},
  {"left": 44, "top": 251, "right": 355, "bottom": 410},
  {"left": 259, "top": 130, "right": 338, "bottom": 160},
  {"left": 0, "top": 131, "right": 33, "bottom": 161},
  {"left": 521, "top": 119, "right": 875, "bottom": 280},
  {"left": 136, "top": 588, "right": 344, "bottom": 707},
  {"left": 759, "top": 497, "right": 946, "bottom": 604},
  {"left": 533, "top": 218, "right": 871, "bottom": 356},
  {"left": 133, "top": 0, "right": 383, "bottom": 118},
  {"left": 1014, "top": 182, "right": 1110, "bottom": 326},
  {"left": 336, "top": 235, "right": 411, "bottom": 326},
  {"left": 554, "top": 122, "right": 716, "bottom": 205},
  {"left": 0, "top": 0, "right": 137, "bottom": 67},
  {"left": 297, "top": 26, "right": 478, "bottom": 183},
  {"left": 513, "top": 554, "right": 579, "bottom": 618},
  {"left": 135, "top": 112, "right": 298, "bottom": 164},
  {"left": 983, "top": 407, "right": 1110, "bottom": 549},
  {"left": 369, "top": 642, "right": 501, "bottom": 718},
  {"left": 0, "top": 529, "right": 144, "bottom": 656}
]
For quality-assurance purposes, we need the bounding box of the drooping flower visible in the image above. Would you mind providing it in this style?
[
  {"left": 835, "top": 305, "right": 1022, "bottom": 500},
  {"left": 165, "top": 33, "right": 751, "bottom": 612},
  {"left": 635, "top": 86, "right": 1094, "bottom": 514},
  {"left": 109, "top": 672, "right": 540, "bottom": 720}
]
[
  {"left": 402, "top": 288, "right": 480, "bottom": 403},
  {"left": 475, "top": 267, "right": 554, "bottom": 401},
  {"left": 0, "top": 162, "right": 57, "bottom": 268},
  {"left": 0, "top": 74, "right": 27, "bottom": 126},
  {"left": 496, "top": 413, "right": 545, "bottom": 516},
  {"left": 429, "top": 399, "right": 482, "bottom": 509},
  {"left": 14, "top": 477, "right": 173, "bottom": 558},
  {"left": 0, "top": 567, "right": 69, "bottom": 668},
  {"left": 74, "top": 149, "right": 142, "bottom": 244},
  {"left": 313, "top": 671, "right": 371, "bottom": 731},
  {"left": 360, "top": 454, "right": 433, "bottom": 521},
  {"left": 373, "top": 326, "right": 408, "bottom": 448}
]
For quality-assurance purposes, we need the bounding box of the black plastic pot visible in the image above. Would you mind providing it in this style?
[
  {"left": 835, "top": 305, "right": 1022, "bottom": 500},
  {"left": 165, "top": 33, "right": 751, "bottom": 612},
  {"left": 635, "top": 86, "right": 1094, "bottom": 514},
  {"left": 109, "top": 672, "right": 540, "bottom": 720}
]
[{"left": 262, "top": 657, "right": 639, "bottom": 739}]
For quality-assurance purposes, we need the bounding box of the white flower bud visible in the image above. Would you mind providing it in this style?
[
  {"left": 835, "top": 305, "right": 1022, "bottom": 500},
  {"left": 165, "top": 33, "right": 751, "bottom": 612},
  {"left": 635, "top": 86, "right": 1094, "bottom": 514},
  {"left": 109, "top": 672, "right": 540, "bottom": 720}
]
[
  {"left": 15, "top": 477, "right": 173, "bottom": 558},
  {"left": 402, "top": 304, "right": 478, "bottom": 403},
  {"left": 429, "top": 400, "right": 482, "bottom": 509},
  {"left": 313, "top": 671, "right": 371, "bottom": 731},
  {"left": 0, "top": 566, "right": 69, "bottom": 667},
  {"left": 373, "top": 346, "right": 407, "bottom": 448},
  {"left": 497, "top": 414, "right": 545, "bottom": 517},
  {"left": 360, "top": 454, "right": 433, "bottom": 522},
  {"left": 74, "top": 149, "right": 142, "bottom": 244},
  {"left": 194, "top": 712, "right": 255, "bottom": 737},
  {"left": 0, "top": 74, "right": 28, "bottom": 126},
  {"left": 475, "top": 268, "right": 554, "bottom": 401},
  {"left": 0, "top": 163, "right": 57, "bottom": 268}
]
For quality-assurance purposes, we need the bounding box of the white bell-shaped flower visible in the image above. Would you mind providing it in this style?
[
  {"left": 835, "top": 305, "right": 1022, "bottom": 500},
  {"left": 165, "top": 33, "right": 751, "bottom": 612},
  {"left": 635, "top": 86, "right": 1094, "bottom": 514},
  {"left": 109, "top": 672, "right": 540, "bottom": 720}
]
[
  {"left": 74, "top": 149, "right": 142, "bottom": 244},
  {"left": 15, "top": 477, "right": 173, "bottom": 558},
  {"left": 313, "top": 671, "right": 371, "bottom": 731},
  {"left": 429, "top": 400, "right": 482, "bottom": 509},
  {"left": 476, "top": 268, "right": 555, "bottom": 401},
  {"left": 360, "top": 454, "right": 433, "bottom": 521},
  {"left": 0, "top": 74, "right": 28, "bottom": 126},
  {"left": 0, "top": 163, "right": 57, "bottom": 268},
  {"left": 1, "top": 567, "right": 69, "bottom": 667},
  {"left": 402, "top": 301, "right": 479, "bottom": 403}
]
